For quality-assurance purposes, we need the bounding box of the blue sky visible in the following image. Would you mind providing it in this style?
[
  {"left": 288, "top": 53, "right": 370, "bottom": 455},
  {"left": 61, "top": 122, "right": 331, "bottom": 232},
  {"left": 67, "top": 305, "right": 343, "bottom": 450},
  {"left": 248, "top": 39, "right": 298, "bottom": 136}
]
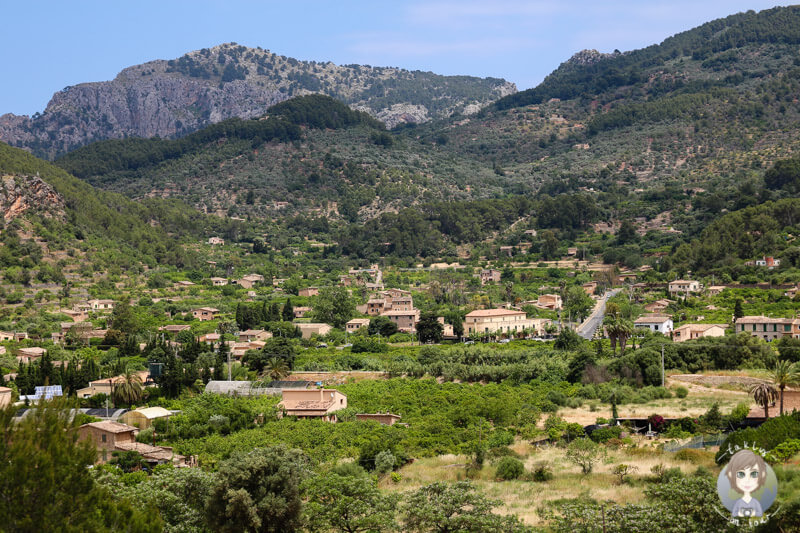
[{"left": 0, "top": 1, "right": 788, "bottom": 116}]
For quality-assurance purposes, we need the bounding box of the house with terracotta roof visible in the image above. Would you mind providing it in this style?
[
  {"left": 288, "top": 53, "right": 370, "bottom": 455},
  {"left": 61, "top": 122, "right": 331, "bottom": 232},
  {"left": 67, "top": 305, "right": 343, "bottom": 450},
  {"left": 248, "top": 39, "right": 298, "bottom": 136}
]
[
  {"left": 382, "top": 309, "right": 420, "bottom": 333},
  {"left": 16, "top": 347, "right": 46, "bottom": 364},
  {"left": 478, "top": 269, "right": 501, "bottom": 285},
  {"left": 293, "top": 306, "right": 312, "bottom": 318},
  {"left": 76, "top": 371, "right": 150, "bottom": 399},
  {"left": 644, "top": 299, "right": 673, "bottom": 313},
  {"left": 537, "top": 294, "right": 563, "bottom": 310},
  {"left": 239, "top": 329, "right": 272, "bottom": 342},
  {"left": 735, "top": 316, "right": 800, "bottom": 341},
  {"left": 192, "top": 307, "right": 219, "bottom": 321},
  {"left": 159, "top": 324, "right": 192, "bottom": 334},
  {"left": 346, "top": 318, "right": 371, "bottom": 333},
  {"left": 465, "top": 308, "right": 535, "bottom": 336},
  {"left": 298, "top": 287, "right": 319, "bottom": 297},
  {"left": 210, "top": 277, "right": 228, "bottom": 286},
  {"left": 296, "top": 323, "right": 332, "bottom": 339},
  {"left": 236, "top": 274, "right": 265, "bottom": 289},
  {"left": 0, "top": 387, "right": 12, "bottom": 409},
  {"left": 278, "top": 389, "right": 347, "bottom": 422},
  {"left": 672, "top": 323, "right": 727, "bottom": 343},
  {"left": 78, "top": 421, "right": 137, "bottom": 463}
]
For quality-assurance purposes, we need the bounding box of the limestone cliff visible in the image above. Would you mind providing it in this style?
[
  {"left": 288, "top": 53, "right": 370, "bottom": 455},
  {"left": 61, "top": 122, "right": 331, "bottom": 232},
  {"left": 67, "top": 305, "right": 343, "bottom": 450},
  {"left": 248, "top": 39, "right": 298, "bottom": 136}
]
[
  {"left": 0, "top": 174, "right": 65, "bottom": 222},
  {"left": 0, "top": 43, "right": 516, "bottom": 158}
]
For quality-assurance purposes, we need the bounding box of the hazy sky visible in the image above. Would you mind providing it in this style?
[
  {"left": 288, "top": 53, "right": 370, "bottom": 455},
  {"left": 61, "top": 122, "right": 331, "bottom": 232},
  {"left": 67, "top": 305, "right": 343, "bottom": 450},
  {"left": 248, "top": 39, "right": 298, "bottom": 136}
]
[{"left": 0, "top": 1, "right": 788, "bottom": 116}]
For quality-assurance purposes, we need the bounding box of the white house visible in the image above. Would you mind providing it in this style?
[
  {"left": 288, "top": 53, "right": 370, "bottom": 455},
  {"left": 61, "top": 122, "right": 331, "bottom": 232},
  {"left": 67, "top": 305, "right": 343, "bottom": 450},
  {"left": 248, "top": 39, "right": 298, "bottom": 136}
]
[{"left": 633, "top": 314, "right": 674, "bottom": 334}]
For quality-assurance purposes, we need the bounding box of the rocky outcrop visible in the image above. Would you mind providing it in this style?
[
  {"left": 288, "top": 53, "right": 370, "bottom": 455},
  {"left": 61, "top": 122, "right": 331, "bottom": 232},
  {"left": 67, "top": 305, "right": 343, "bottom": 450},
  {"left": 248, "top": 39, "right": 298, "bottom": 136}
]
[
  {"left": 1, "top": 43, "right": 516, "bottom": 158},
  {"left": 0, "top": 174, "right": 65, "bottom": 221},
  {"left": 566, "top": 49, "right": 622, "bottom": 66}
]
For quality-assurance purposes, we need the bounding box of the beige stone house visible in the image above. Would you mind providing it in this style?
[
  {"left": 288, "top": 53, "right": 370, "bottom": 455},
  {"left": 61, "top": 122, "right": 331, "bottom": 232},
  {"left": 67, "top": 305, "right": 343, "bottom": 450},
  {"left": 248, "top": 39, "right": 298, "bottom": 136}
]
[
  {"left": 298, "top": 287, "right": 320, "bottom": 297},
  {"left": 192, "top": 307, "right": 219, "bottom": 321},
  {"left": 76, "top": 371, "right": 150, "bottom": 399},
  {"left": 210, "top": 277, "right": 228, "bottom": 286},
  {"left": 239, "top": 329, "right": 272, "bottom": 342},
  {"left": 78, "top": 421, "right": 137, "bottom": 463},
  {"left": 88, "top": 299, "right": 115, "bottom": 311},
  {"left": 465, "top": 309, "right": 535, "bottom": 336},
  {"left": 736, "top": 316, "right": 800, "bottom": 341},
  {"left": 382, "top": 309, "right": 420, "bottom": 333},
  {"left": 0, "top": 387, "right": 12, "bottom": 409},
  {"left": 668, "top": 280, "right": 701, "bottom": 296},
  {"left": 16, "top": 347, "right": 46, "bottom": 364},
  {"left": 296, "top": 323, "right": 333, "bottom": 339},
  {"left": 478, "top": 269, "right": 501, "bottom": 285},
  {"left": 672, "top": 323, "right": 727, "bottom": 342},
  {"left": 537, "top": 294, "right": 563, "bottom": 310},
  {"left": 346, "top": 318, "right": 371, "bottom": 333}
]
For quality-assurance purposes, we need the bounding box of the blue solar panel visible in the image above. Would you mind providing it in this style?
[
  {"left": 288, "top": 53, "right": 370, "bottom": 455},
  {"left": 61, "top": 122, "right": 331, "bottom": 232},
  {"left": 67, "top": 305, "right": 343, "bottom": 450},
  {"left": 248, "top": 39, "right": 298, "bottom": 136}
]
[{"left": 33, "top": 385, "right": 63, "bottom": 400}]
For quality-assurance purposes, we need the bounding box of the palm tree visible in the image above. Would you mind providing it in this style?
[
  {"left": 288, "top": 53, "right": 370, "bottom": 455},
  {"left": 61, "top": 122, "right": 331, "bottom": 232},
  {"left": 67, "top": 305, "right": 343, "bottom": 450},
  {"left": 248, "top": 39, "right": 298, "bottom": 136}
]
[
  {"left": 112, "top": 369, "right": 143, "bottom": 407},
  {"left": 750, "top": 382, "right": 779, "bottom": 419},
  {"left": 605, "top": 316, "right": 634, "bottom": 355},
  {"left": 263, "top": 357, "right": 290, "bottom": 382},
  {"left": 771, "top": 360, "right": 800, "bottom": 415}
]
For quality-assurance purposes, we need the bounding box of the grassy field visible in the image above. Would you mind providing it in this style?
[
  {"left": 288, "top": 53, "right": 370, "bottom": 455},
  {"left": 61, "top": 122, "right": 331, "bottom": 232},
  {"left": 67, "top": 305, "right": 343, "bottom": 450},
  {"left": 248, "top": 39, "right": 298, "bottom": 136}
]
[{"left": 381, "top": 440, "right": 718, "bottom": 526}]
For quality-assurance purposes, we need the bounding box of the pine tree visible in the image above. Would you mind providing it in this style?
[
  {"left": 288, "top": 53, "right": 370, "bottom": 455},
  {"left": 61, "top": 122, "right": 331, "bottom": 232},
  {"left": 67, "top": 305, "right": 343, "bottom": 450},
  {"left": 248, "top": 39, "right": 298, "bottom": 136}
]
[{"left": 282, "top": 298, "right": 294, "bottom": 322}]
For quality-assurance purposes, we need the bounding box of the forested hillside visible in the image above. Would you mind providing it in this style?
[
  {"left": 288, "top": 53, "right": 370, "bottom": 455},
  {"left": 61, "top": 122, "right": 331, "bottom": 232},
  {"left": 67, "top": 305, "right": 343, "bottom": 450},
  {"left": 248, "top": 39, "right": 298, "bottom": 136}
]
[
  {"left": 0, "top": 142, "right": 231, "bottom": 269},
  {"left": 54, "top": 95, "right": 505, "bottom": 219}
]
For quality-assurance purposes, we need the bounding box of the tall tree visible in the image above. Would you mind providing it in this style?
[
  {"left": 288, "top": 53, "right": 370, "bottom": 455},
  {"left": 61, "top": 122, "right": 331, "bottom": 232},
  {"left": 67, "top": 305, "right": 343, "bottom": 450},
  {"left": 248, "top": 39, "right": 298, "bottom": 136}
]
[
  {"left": 0, "top": 400, "right": 159, "bottom": 532},
  {"left": 282, "top": 298, "right": 295, "bottom": 322},
  {"left": 206, "top": 446, "right": 307, "bottom": 533},
  {"left": 416, "top": 312, "right": 444, "bottom": 344},
  {"left": 112, "top": 368, "right": 143, "bottom": 407},
  {"left": 401, "top": 481, "right": 529, "bottom": 533},
  {"left": 771, "top": 360, "right": 799, "bottom": 415},
  {"left": 303, "top": 469, "right": 398, "bottom": 533},
  {"left": 750, "top": 382, "right": 779, "bottom": 419},
  {"left": 312, "top": 286, "right": 356, "bottom": 329}
]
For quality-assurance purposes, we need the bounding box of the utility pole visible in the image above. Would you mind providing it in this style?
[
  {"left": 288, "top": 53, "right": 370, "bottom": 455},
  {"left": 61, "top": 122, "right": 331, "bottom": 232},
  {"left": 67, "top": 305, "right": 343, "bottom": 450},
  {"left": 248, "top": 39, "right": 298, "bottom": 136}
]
[
  {"left": 228, "top": 348, "right": 232, "bottom": 381},
  {"left": 661, "top": 344, "right": 665, "bottom": 387}
]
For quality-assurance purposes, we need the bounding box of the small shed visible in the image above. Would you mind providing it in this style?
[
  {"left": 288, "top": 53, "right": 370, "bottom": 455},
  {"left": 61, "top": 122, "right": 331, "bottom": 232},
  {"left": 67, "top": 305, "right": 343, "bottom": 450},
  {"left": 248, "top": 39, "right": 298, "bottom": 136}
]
[
  {"left": 119, "top": 406, "right": 173, "bottom": 429},
  {"left": 356, "top": 413, "right": 402, "bottom": 426}
]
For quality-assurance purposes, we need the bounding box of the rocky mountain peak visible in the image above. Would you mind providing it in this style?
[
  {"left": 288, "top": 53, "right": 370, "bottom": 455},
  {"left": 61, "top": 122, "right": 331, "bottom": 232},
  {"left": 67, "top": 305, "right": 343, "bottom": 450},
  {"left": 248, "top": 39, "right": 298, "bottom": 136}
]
[{"left": 0, "top": 44, "right": 516, "bottom": 158}]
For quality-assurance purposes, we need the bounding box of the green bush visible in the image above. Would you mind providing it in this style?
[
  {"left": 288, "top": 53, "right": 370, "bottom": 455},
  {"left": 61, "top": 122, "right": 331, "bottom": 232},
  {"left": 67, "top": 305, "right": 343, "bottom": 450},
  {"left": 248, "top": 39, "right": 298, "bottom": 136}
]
[
  {"left": 351, "top": 337, "right": 389, "bottom": 354},
  {"left": 589, "top": 425, "right": 622, "bottom": 443},
  {"left": 495, "top": 457, "right": 525, "bottom": 480},
  {"left": 531, "top": 462, "right": 553, "bottom": 482},
  {"left": 765, "top": 439, "right": 800, "bottom": 463},
  {"left": 675, "top": 386, "right": 688, "bottom": 398}
]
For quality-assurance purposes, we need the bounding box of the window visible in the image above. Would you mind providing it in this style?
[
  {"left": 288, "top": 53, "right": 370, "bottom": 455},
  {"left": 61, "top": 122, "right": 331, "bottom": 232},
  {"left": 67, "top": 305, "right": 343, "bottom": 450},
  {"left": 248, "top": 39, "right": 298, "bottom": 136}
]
[{"left": 101, "top": 434, "right": 106, "bottom": 443}]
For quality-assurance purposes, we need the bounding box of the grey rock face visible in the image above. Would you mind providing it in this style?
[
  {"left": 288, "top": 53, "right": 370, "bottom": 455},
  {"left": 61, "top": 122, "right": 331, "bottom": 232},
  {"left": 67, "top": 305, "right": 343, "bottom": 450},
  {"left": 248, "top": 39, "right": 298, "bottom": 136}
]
[{"left": 0, "top": 43, "right": 516, "bottom": 158}]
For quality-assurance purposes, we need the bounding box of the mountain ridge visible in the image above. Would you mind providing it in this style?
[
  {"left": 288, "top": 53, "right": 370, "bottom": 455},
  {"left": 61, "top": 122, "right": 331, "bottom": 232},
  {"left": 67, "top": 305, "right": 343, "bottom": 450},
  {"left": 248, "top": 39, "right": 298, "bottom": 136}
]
[{"left": 0, "top": 43, "right": 515, "bottom": 159}]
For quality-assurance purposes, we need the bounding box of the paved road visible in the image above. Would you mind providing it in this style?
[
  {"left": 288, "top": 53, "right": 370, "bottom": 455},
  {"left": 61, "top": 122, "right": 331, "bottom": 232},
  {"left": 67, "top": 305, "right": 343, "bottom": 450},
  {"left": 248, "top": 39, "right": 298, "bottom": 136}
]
[{"left": 576, "top": 288, "right": 621, "bottom": 339}]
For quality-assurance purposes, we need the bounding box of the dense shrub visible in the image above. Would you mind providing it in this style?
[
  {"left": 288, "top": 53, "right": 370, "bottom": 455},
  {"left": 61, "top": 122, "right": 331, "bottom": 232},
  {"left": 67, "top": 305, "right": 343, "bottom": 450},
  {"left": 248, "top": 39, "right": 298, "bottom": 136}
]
[{"left": 495, "top": 457, "right": 525, "bottom": 480}]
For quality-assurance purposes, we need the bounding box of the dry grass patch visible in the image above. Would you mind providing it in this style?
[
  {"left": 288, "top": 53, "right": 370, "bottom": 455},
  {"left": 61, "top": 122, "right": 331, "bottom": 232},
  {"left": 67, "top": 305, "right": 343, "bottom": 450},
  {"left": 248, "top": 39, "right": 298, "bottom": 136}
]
[{"left": 382, "top": 441, "right": 720, "bottom": 527}]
